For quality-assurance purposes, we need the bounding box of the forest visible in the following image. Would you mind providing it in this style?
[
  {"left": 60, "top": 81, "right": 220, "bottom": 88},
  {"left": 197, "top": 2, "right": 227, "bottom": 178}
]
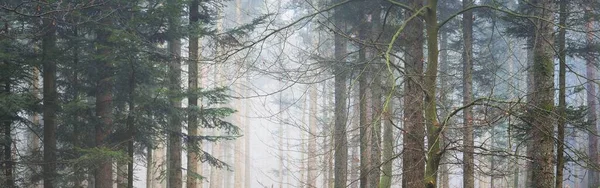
[{"left": 0, "top": 0, "right": 599, "bottom": 187}]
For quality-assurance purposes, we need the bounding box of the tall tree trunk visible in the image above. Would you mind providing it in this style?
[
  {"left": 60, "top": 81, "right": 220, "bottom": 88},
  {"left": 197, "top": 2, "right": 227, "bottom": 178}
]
[
  {"left": 369, "top": 6, "right": 383, "bottom": 187},
  {"left": 530, "top": 0, "right": 555, "bottom": 187},
  {"left": 402, "top": 0, "right": 425, "bottom": 187},
  {"left": 126, "top": 61, "right": 136, "bottom": 188},
  {"left": 438, "top": 19, "right": 450, "bottom": 188},
  {"left": 42, "top": 16, "right": 57, "bottom": 188},
  {"left": 370, "top": 64, "right": 382, "bottom": 188},
  {"left": 187, "top": 1, "right": 201, "bottom": 188},
  {"left": 29, "top": 67, "right": 42, "bottom": 188},
  {"left": 244, "top": 70, "right": 251, "bottom": 188},
  {"left": 359, "top": 24, "right": 372, "bottom": 188},
  {"left": 2, "top": 72, "right": 14, "bottom": 188},
  {"left": 70, "top": 25, "right": 86, "bottom": 188},
  {"left": 333, "top": 0, "right": 348, "bottom": 186},
  {"left": 585, "top": 6, "right": 600, "bottom": 187},
  {"left": 556, "top": 0, "right": 567, "bottom": 187},
  {"left": 95, "top": 21, "right": 114, "bottom": 188},
  {"left": 423, "top": 0, "right": 442, "bottom": 187},
  {"left": 322, "top": 80, "right": 333, "bottom": 188},
  {"left": 233, "top": 1, "right": 246, "bottom": 187},
  {"left": 379, "top": 73, "right": 394, "bottom": 188},
  {"left": 308, "top": 85, "right": 318, "bottom": 187},
  {"left": 462, "top": 1, "right": 474, "bottom": 188},
  {"left": 166, "top": 0, "right": 183, "bottom": 186},
  {"left": 146, "top": 146, "right": 153, "bottom": 188}
]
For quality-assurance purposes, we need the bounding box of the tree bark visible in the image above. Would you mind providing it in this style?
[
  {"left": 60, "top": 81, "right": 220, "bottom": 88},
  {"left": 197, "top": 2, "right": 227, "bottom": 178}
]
[
  {"left": 95, "top": 21, "right": 114, "bottom": 188},
  {"left": 462, "top": 1, "right": 474, "bottom": 188},
  {"left": 359, "top": 23, "right": 372, "bottom": 188},
  {"left": 42, "top": 16, "right": 57, "bottom": 188},
  {"left": 423, "top": 0, "right": 441, "bottom": 187},
  {"left": 556, "top": 0, "right": 567, "bottom": 187},
  {"left": 379, "top": 76, "right": 393, "bottom": 188},
  {"left": 530, "top": 0, "right": 555, "bottom": 187},
  {"left": 370, "top": 65, "right": 382, "bottom": 188},
  {"left": 333, "top": 0, "right": 348, "bottom": 186},
  {"left": 187, "top": 1, "right": 201, "bottom": 188},
  {"left": 402, "top": 0, "right": 425, "bottom": 187},
  {"left": 167, "top": 0, "right": 183, "bottom": 186}
]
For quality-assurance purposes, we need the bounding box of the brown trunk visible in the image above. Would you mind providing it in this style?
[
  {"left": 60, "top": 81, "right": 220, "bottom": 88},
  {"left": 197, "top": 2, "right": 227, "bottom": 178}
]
[
  {"left": 556, "top": 0, "right": 567, "bottom": 187},
  {"left": 42, "top": 16, "right": 57, "bottom": 188},
  {"left": 126, "top": 60, "right": 136, "bottom": 188},
  {"left": 95, "top": 23, "right": 114, "bottom": 188},
  {"left": 146, "top": 147, "right": 153, "bottom": 188},
  {"left": 187, "top": 1, "right": 200, "bottom": 188},
  {"left": 423, "top": 0, "right": 442, "bottom": 186},
  {"left": 402, "top": 0, "right": 425, "bottom": 187},
  {"left": 167, "top": 0, "right": 183, "bottom": 185},
  {"left": 462, "top": 1, "right": 474, "bottom": 188},
  {"left": 530, "top": 0, "right": 555, "bottom": 187},
  {"left": 333, "top": 0, "right": 348, "bottom": 186},
  {"left": 438, "top": 19, "right": 450, "bottom": 188},
  {"left": 370, "top": 64, "right": 382, "bottom": 188},
  {"left": 359, "top": 24, "right": 372, "bottom": 188}
]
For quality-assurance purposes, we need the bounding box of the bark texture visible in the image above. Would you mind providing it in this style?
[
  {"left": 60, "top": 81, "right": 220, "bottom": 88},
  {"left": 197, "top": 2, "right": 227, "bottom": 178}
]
[
  {"left": 556, "top": 0, "right": 567, "bottom": 187},
  {"left": 333, "top": 0, "right": 348, "bottom": 186},
  {"left": 94, "top": 20, "right": 114, "bottom": 188},
  {"left": 187, "top": 1, "right": 200, "bottom": 188},
  {"left": 167, "top": 0, "right": 183, "bottom": 186},
  {"left": 42, "top": 17, "right": 57, "bottom": 188},
  {"left": 462, "top": 1, "right": 474, "bottom": 188},
  {"left": 402, "top": 0, "right": 425, "bottom": 188},
  {"left": 530, "top": 0, "right": 555, "bottom": 187}
]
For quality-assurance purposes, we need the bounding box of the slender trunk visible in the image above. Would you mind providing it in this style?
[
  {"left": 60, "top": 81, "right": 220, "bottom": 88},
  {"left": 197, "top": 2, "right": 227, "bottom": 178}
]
[
  {"left": 402, "top": 0, "right": 425, "bottom": 187},
  {"left": 146, "top": 147, "right": 153, "bottom": 188},
  {"left": 322, "top": 80, "right": 332, "bottom": 188},
  {"left": 585, "top": 6, "right": 600, "bottom": 188},
  {"left": 95, "top": 22, "right": 114, "bottom": 188},
  {"left": 462, "top": 1, "right": 474, "bottom": 188},
  {"left": 359, "top": 25, "right": 372, "bottom": 188},
  {"left": 30, "top": 67, "right": 42, "bottom": 188},
  {"left": 187, "top": 1, "right": 201, "bottom": 188},
  {"left": 167, "top": 0, "right": 183, "bottom": 186},
  {"left": 525, "top": 37, "right": 534, "bottom": 188},
  {"left": 556, "top": 0, "right": 567, "bottom": 187},
  {"left": 308, "top": 85, "right": 318, "bottom": 187},
  {"left": 333, "top": 1, "right": 348, "bottom": 186},
  {"left": 233, "top": 1, "right": 246, "bottom": 187},
  {"left": 244, "top": 72, "right": 251, "bottom": 188},
  {"left": 2, "top": 77, "right": 13, "bottom": 188},
  {"left": 68, "top": 25, "right": 84, "bottom": 188},
  {"left": 370, "top": 64, "right": 382, "bottom": 188},
  {"left": 530, "top": 0, "right": 555, "bottom": 187},
  {"left": 126, "top": 61, "right": 136, "bottom": 188},
  {"left": 423, "top": 0, "right": 442, "bottom": 187},
  {"left": 42, "top": 16, "right": 57, "bottom": 188},
  {"left": 438, "top": 22, "right": 450, "bottom": 188},
  {"left": 379, "top": 73, "right": 393, "bottom": 188}
]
